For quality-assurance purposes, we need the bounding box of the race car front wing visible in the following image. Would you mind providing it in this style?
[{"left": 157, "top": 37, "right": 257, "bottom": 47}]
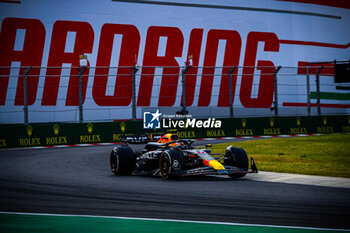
[{"left": 178, "top": 157, "right": 258, "bottom": 177}]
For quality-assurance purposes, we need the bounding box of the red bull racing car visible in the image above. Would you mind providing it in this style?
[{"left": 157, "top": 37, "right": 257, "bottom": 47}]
[{"left": 110, "top": 133, "right": 258, "bottom": 179}]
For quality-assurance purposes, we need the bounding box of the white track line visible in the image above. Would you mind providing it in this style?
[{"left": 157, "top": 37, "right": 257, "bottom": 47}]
[{"left": 0, "top": 211, "right": 349, "bottom": 232}]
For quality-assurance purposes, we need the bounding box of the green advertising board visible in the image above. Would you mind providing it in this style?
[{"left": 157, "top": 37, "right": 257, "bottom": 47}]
[{"left": 0, "top": 115, "right": 349, "bottom": 149}]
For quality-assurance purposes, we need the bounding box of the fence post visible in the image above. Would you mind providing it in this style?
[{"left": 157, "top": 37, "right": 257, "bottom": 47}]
[
  {"left": 316, "top": 66, "right": 323, "bottom": 116},
  {"left": 228, "top": 66, "right": 236, "bottom": 118},
  {"left": 180, "top": 64, "right": 191, "bottom": 115},
  {"left": 78, "top": 66, "right": 86, "bottom": 123},
  {"left": 132, "top": 65, "right": 139, "bottom": 121},
  {"left": 23, "top": 66, "right": 32, "bottom": 125},
  {"left": 306, "top": 63, "right": 311, "bottom": 116},
  {"left": 272, "top": 66, "right": 281, "bottom": 117}
]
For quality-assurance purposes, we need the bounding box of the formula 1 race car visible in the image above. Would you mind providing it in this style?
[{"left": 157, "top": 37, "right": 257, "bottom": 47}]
[{"left": 110, "top": 133, "right": 258, "bottom": 179}]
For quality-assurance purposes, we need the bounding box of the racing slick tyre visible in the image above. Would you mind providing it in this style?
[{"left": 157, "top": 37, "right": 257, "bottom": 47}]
[
  {"left": 110, "top": 146, "right": 136, "bottom": 175},
  {"left": 159, "top": 148, "right": 184, "bottom": 179},
  {"left": 224, "top": 146, "right": 248, "bottom": 179}
]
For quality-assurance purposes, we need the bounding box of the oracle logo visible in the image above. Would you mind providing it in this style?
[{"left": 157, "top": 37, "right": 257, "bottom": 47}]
[{"left": 0, "top": 17, "right": 279, "bottom": 108}]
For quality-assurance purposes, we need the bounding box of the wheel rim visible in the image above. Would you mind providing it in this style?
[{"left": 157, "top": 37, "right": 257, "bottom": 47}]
[
  {"left": 110, "top": 151, "right": 119, "bottom": 174},
  {"left": 160, "top": 153, "right": 171, "bottom": 177}
]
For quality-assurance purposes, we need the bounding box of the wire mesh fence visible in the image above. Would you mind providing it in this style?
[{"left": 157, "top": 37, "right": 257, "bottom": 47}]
[{"left": 0, "top": 64, "right": 348, "bottom": 124}]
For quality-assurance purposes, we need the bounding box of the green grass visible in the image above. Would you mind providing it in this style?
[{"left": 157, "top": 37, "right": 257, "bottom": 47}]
[{"left": 211, "top": 134, "right": 350, "bottom": 178}]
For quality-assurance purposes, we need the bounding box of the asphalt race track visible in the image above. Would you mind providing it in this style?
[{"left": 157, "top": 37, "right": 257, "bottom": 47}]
[{"left": 0, "top": 140, "right": 349, "bottom": 230}]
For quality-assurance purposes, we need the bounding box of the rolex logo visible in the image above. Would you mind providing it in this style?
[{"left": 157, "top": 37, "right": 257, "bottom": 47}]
[
  {"left": 322, "top": 116, "right": 327, "bottom": 126},
  {"left": 241, "top": 118, "right": 247, "bottom": 128},
  {"left": 120, "top": 122, "right": 126, "bottom": 133},
  {"left": 53, "top": 124, "right": 60, "bottom": 136},
  {"left": 26, "top": 125, "right": 33, "bottom": 137},
  {"left": 87, "top": 123, "right": 93, "bottom": 134}
]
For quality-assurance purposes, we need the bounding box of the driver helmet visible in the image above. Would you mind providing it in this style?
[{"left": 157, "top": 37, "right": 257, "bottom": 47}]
[{"left": 157, "top": 133, "right": 179, "bottom": 143}]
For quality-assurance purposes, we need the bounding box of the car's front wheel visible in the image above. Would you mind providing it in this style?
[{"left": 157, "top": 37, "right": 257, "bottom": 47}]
[
  {"left": 159, "top": 148, "right": 183, "bottom": 179},
  {"left": 224, "top": 146, "right": 248, "bottom": 179}
]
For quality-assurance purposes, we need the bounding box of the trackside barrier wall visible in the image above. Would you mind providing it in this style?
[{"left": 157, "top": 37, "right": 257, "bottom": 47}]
[{"left": 0, "top": 116, "right": 349, "bottom": 148}]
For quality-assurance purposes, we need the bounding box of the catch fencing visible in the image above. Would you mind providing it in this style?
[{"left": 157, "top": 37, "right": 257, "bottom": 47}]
[{"left": 0, "top": 63, "right": 349, "bottom": 124}]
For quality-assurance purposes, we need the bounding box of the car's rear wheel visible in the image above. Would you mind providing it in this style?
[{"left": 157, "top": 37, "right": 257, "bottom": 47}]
[
  {"left": 159, "top": 148, "right": 183, "bottom": 179},
  {"left": 110, "top": 146, "right": 135, "bottom": 175},
  {"left": 224, "top": 146, "right": 248, "bottom": 179}
]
